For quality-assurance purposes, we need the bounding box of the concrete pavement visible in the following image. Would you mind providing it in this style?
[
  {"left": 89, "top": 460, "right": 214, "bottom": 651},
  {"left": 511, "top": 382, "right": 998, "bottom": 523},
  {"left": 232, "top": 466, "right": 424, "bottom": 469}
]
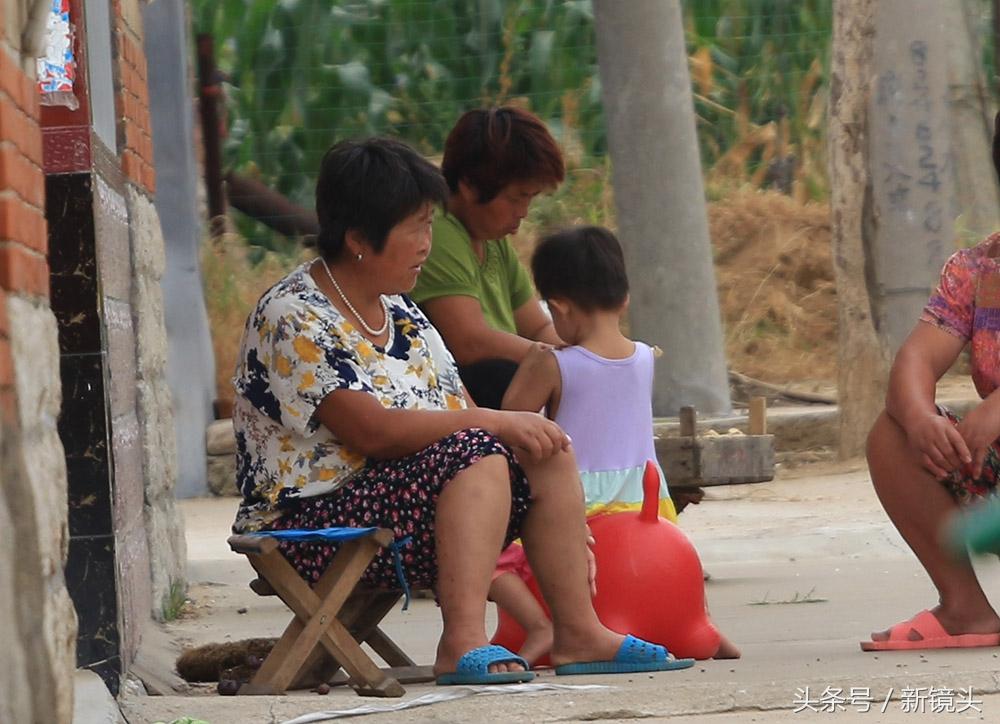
[{"left": 119, "top": 462, "right": 1000, "bottom": 723}]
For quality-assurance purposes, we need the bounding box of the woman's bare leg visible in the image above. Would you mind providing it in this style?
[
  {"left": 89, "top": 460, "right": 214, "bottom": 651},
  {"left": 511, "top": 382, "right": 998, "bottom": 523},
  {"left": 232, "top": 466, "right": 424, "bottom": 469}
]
[
  {"left": 433, "top": 454, "right": 521, "bottom": 674},
  {"left": 867, "top": 411, "right": 1000, "bottom": 640},
  {"left": 518, "top": 449, "right": 629, "bottom": 666}
]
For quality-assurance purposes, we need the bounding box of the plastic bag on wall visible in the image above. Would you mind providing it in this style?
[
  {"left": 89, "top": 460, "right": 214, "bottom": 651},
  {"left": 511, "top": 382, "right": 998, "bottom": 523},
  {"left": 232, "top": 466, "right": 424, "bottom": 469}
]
[{"left": 37, "top": 0, "right": 79, "bottom": 110}]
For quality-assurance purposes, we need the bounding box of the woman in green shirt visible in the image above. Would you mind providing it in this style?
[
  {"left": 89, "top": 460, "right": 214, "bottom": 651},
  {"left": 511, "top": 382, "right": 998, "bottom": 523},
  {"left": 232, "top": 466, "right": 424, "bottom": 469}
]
[{"left": 411, "top": 106, "right": 565, "bottom": 407}]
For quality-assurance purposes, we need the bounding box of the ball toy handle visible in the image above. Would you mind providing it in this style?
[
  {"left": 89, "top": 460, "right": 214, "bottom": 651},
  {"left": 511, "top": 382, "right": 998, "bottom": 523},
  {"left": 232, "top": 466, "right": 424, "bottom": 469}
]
[{"left": 640, "top": 459, "right": 660, "bottom": 523}]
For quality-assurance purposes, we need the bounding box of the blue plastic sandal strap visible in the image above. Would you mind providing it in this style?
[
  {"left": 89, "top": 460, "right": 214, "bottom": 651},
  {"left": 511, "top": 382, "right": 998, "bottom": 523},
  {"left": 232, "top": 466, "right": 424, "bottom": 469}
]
[
  {"left": 616, "top": 634, "right": 668, "bottom": 663},
  {"left": 457, "top": 645, "right": 528, "bottom": 675}
]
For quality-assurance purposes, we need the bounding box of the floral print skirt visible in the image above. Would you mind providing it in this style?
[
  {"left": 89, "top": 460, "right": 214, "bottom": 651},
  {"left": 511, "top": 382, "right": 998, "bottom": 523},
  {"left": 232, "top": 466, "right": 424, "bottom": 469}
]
[
  {"left": 265, "top": 428, "right": 531, "bottom": 589},
  {"left": 938, "top": 406, "right": 1000, "bottom": 504}
]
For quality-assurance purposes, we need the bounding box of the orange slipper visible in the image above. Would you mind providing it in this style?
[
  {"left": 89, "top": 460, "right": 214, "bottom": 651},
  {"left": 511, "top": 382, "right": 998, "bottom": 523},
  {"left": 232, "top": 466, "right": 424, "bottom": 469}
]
[{"left": 861, "top": 610, "right": 1000, "bottom": 652}]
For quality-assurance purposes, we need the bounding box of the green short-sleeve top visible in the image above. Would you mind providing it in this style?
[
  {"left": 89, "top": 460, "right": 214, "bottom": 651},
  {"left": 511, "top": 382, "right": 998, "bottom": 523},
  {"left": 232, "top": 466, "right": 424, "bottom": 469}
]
[{"left": 410, "top": 212, "right": 535, "bottom": 334}]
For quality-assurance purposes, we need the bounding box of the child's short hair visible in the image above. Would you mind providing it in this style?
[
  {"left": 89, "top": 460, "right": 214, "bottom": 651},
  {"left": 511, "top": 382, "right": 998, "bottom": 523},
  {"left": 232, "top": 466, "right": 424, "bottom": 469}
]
[
  {"left": 441, "top": 106, "right": 565, "bottom": 203},
  {"left": 315, "top": 137, "right": 448, "bottom": 259},
  {"left": 531, "top": 226, "right": 629, "bottom": 311}
]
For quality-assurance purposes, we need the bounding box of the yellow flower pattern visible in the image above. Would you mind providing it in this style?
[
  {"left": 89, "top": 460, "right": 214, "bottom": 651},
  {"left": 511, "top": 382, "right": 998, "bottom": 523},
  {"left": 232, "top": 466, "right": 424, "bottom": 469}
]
[
  {"left": 293, "top": 335, "right": 322, "bottom": 363},
  {"left": 274, "top": 352, "right": 292, "bottom": 378}
]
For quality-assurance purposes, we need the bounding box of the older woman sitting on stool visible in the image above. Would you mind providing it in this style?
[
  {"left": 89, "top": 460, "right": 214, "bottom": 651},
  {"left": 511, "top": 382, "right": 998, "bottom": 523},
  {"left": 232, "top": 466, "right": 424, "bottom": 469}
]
[{"left": 230, "top": 136, "right": 693, "bottom": 683}]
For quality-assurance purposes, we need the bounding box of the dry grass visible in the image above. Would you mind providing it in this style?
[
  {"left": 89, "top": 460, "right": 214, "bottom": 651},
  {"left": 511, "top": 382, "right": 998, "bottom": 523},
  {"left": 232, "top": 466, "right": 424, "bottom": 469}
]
[
  {"left": 200, "top": 233, "right": 308, "bottom": 402},
  {"left": 710, "top": 188, "right": 835, "bottom": 384}
]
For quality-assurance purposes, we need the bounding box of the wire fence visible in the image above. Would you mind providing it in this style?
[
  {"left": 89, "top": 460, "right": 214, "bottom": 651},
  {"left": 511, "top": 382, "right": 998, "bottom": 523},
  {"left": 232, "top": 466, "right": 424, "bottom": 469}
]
[{"left": 192, "top": 0, "right": 995, "bottom": 252}]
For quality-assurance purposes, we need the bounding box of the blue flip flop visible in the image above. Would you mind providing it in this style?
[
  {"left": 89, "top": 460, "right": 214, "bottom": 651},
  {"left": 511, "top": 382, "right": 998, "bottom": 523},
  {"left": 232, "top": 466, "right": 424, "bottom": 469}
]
[
  {"left": 435, "top": 644, "right": 536, "bottom": 685},
  {"left": 555, "top": 634, "right": 696, "bottom": 675}
]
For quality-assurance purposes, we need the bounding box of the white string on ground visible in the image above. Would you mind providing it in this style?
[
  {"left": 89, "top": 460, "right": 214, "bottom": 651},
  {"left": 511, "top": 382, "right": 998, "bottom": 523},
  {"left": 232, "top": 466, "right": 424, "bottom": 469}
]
[{"left": 280, "top": 683, "right": 613, "bottom": 723}]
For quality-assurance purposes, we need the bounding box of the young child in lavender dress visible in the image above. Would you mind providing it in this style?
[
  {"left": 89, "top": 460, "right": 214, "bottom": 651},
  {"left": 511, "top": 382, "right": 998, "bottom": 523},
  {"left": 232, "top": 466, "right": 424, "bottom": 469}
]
[{"left": 489, "top": 226, "right": 739, "bottom": 664}]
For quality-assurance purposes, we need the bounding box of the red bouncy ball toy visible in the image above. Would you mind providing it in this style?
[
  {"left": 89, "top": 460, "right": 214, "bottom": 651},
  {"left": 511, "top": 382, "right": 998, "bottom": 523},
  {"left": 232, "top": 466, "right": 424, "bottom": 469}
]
[{"left": 492, "top": 460, "right": 721, "bottom": 661}]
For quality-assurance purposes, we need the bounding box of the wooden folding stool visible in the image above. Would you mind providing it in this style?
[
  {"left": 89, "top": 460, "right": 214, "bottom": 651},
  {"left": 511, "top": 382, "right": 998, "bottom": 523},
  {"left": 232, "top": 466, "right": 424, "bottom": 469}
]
[{"left": 228, "top": 529, "right": 433, "bottom": 697}]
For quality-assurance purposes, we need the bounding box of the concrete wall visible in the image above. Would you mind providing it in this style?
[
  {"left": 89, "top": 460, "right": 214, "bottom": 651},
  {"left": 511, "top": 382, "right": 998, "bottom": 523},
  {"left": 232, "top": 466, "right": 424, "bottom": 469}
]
[
  {"left": 0, "top": 4, "right": 77, "bottom": 721},
  {"left": 143, "top": 0, "right": 216, "bottom": 499},
  {"left": 112, "top": 0, "right": 187, "bottom": 622},
  {"left": 128, "top": 185, "right": 187, "bottom": 613}
]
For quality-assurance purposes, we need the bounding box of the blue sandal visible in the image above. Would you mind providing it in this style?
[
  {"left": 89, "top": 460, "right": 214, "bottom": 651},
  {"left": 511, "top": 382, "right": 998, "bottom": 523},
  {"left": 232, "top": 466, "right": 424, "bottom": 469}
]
[
  {"left": 555, "top": 634, "right": 695, "bottom": 675},
  {"left": 435, "top": 644, "right": 536, "bottom": 685}
]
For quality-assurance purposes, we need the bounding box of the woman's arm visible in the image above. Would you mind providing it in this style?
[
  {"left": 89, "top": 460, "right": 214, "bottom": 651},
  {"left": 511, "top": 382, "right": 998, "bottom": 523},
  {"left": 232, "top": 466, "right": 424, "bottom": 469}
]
[
  {"left": 421, "top": 295, "right": 537, "bottom": 364},
  {"left": 886, "top": 321, "right": 971, "bottom": 476},
  {"left": 314, "top": 387, "right": 570, "bottom": 462},
  {"left": 886, "top": 322, "right": 963, "bottom": 423},
  {"left": 513, "top": 297, "right": 562, "bottom": 346}
]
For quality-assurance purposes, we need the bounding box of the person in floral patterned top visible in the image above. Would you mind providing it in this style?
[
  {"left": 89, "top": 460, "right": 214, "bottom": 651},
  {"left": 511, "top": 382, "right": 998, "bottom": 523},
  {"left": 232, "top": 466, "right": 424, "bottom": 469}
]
[
  {"left": 231, "top": 137, "right": 694, "bottom": 683},
  {"left": 862, "top": 113, "right": 1000, "bottom": 652}
]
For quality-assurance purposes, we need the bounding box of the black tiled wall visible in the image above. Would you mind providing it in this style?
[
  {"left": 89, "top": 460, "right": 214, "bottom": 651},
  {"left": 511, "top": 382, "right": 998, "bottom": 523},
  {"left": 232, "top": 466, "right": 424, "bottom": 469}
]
[{"left": 47, "top": 173, "right": 122, "bottom": 694}]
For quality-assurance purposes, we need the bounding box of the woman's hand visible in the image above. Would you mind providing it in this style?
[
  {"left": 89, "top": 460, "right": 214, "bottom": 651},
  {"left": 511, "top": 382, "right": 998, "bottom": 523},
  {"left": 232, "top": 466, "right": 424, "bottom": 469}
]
[
  {"left": 524, "top": 340, "right": 555, "bottom": 359},
  {"left": 904, "top": 411, "right": 972, "bottom": 479},
  {"left": 955, "top": 396, "right": 1000, "bottom": 479},
  {"left": 492, "top": 410, "right": 571, "bottom": 462}
]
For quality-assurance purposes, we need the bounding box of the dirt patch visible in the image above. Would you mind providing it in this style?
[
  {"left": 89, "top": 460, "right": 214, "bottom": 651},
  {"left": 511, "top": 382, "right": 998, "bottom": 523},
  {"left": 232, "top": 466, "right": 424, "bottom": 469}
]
[{"left": 709, "top": 188, "right": 836, "bottom": 385}]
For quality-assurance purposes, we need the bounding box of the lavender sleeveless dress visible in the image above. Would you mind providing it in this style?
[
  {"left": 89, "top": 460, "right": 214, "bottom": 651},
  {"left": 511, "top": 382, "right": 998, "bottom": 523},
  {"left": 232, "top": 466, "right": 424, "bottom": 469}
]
[{"left": 552, "top": 343, "right": 677, "bottom": 521}]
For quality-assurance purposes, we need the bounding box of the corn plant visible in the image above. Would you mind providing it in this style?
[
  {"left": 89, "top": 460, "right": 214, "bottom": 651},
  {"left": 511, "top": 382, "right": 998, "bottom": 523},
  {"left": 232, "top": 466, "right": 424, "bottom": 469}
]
[
  {"left": 193, "top": 0, "right": 603, "bottom": 247},
  {"left": 194, "top": 0, "right": 997, "bottom": 231},
  {"left": 684, "top": 0, "right": 833, "bottom": 199}
]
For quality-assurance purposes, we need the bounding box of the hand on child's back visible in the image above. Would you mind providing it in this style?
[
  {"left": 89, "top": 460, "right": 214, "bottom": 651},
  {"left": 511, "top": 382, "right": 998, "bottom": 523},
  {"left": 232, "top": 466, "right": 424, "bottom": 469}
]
[{"left": 526, "top": 341, "right": 556, "bottom": 359}]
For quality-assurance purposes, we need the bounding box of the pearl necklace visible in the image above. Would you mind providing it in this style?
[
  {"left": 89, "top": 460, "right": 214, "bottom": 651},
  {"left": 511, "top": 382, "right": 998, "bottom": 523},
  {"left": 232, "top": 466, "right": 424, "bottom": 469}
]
[{"left": 320, "top": 258, "right": 390, "bottom": 337}]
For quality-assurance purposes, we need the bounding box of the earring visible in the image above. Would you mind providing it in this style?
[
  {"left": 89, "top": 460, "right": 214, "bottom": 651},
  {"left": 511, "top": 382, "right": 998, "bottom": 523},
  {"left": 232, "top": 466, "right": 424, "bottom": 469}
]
[{"left": 356, "top": 253, "right": 363, "bottom": 262}]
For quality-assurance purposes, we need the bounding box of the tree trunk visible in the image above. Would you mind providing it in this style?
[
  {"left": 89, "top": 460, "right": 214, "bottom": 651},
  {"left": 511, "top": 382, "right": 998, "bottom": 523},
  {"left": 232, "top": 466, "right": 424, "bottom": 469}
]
[
  {"left": 592, "top": 0, "right": 731, "bottom": 417},
  {"left": 829, "top": 0, "right": 891, "bottom": 459}
]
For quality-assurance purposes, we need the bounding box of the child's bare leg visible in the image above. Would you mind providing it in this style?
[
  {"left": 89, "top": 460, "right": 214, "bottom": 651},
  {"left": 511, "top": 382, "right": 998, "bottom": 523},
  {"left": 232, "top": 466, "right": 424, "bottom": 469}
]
[
  {"left": 489, "top": 572, "right": 553, "bottom": 665},
  {"left": 703, "top": 601, "right": 740, "bottom": 659},
  {"left": 713, "top": 634, "right": 741, "bottom": 659}
]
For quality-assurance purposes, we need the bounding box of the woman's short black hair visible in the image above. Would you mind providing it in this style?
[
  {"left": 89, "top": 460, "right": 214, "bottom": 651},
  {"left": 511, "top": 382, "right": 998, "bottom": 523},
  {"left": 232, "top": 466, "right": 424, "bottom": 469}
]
[
  {"left": 441, "top": 106, "right": 565, "bottom": 203},
  {"left": 531, "top": 226, "right": 629, "bottom": 311},
  {"left": 315, "top": 137, "right": 448, "bottom": 258}
]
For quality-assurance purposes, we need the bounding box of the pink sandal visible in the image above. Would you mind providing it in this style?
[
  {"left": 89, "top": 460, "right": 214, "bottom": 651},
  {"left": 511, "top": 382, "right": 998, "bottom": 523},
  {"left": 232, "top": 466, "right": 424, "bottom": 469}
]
[{"left": 861, "top": 610, "right": 1000, "bottom": 651}]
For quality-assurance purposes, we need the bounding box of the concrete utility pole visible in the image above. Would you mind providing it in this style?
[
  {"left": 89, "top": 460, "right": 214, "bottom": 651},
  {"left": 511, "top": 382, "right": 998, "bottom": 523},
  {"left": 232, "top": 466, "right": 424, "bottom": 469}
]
[
  {"left": 144, "top": 0, "right": 217, "bottom": 496},
  {"left": 592, "top": 0, "right": 731, "bottom": 417},
  {"left": 869, "top": 0, "right": 963, "bottom": 354}
]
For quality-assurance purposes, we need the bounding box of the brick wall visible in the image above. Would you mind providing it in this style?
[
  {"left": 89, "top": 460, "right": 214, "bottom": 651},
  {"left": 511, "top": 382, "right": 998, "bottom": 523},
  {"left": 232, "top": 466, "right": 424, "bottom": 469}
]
[
  {"left": 113, "top": 0, "right": 155, "bottom": 194},
  {"left": 0, "top": 49, "right": 48, "bottom": 298},
  {"left": 0, "top": 40, "right": 48, "bottom": 428}
]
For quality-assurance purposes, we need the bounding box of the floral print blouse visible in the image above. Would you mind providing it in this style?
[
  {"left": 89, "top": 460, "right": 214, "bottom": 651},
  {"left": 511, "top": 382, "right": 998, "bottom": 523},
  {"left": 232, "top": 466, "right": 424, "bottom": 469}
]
[
  {"left": 921, "top": 232, "right": 1000, "bottom": 399},
  {"left": 232, "top": 262, "right": 467, "bottom": 532}
]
